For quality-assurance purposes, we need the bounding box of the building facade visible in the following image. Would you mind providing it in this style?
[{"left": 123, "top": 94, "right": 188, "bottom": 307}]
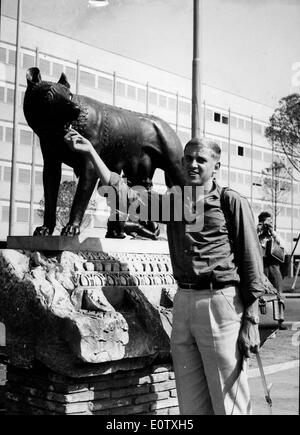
[{"left": 1, "top": 15, "right": 299, "bottom": 252}]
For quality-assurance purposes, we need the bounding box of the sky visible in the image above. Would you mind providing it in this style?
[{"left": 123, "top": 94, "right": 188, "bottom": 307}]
[{"left": 1, "top": 0, "right": 300, "bottom": 107}]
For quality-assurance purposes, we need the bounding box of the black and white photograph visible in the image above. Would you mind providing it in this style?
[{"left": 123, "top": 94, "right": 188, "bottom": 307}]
[{"left": 0, "top": 0, "right": 300, "bottom": 418}]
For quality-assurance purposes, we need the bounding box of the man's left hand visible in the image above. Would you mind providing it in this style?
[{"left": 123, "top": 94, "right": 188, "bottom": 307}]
[{"left": 238, "top": 319, "right": 260, "bottom": 358}]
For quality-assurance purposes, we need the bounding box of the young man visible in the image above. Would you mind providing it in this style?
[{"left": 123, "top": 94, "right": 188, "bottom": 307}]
[{"left": 65, "top": 130, "right": 265, "bottom": 415}]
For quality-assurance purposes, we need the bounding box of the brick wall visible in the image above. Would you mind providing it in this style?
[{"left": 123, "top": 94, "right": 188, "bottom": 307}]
[{"left": 5, "top": 363, "right": 179, "bottom": 415}]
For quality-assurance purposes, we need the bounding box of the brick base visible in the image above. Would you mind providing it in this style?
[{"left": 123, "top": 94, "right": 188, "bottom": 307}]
[{"left": 5, "top": 363, "right": 179, "bottom": 415}]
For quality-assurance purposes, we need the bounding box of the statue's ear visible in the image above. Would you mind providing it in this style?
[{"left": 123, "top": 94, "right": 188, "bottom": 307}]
[
  {"left": 58, "top": 73, "right": 71, "bottom": 89},
  {"left": 26, "top": 67, "right": 42, "bottom": 88}
]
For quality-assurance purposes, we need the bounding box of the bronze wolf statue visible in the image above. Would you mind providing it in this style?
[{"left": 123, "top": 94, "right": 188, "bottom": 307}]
[{"left": 23, "top": 67, "right": 185, "bottom": 238}]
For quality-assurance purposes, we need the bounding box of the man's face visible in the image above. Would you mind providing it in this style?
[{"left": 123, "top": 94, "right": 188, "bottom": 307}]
[
  {"left": 262, "top": 217, "right": 273, "bottom": 227},
  {"left": 182, "top": 144, "right": 220, "bottom": 186}
]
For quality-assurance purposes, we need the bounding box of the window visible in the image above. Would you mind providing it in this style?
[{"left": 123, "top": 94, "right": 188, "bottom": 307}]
[
  {"left": 0, "top": 126, "right": 3, "bottom": 141},
  {"left": 20, "top": 130, "right": 33, "bottom": 146},
  {"left": 1, "top": 206, "right": 9, "bottom": 223},
  {"left": 0, "top": 87, "right": 4, "bottom": 102},
  {"left": 8, "top": 49, "right": 16, "bottom": 65},
  {"left": 286, "top": 207, "right": 292, "bottom": 217},
  {"left": 116, "top": 82, "right": 126, "bottom": 97},
  {"left": 238, "top": 118, "right": 245, "bottom": 129},
  {"left": 252, "top": 203, "right": 262, "bottom": 214},
  {"left": 264, "top": 152, "right": 272, "bottom": 163},
  {"left": 179, "top": 101, "right": 191, "bottom": 115},
  {"left": 214, "top": 112, "right": 221, "bottom": 122},
  {"left": 80, "top": 71, "right": 96, "bottom": 88},
  {"left": 245, "top": 120, "right": 252, "bottom": 130},
  {"left": 245, "top": 174, "right": 251, "bottom": 185},
  {"left": 7, "top": 89, "right": 15, "bottom": 104},
  {"left": 222, "top": 116, "right": 229, "bottom": 125},
  {"left": 5, "top": 127, "right": 13, "bottom": 143},
  {"left": 159, "top": 95, "right": 167, "bottom": 108},
  {"left": 3, "top": 166, "right": 11, "bottom": 182},
  {"left": 34, "top": 209, "right": 43, "bottom": 225},
  {"left": 0, "top": 47, "right": 6, "bottom": 63},
  {"left": 39, "top": 59, "right": 51, "bottom": 75},
  {"left": 245, "top": 148, "right": 251, "bottom": 158},
  {"left": 253, "top": 175, "right": 262, "bottom": 186},
  {"left": 137, "top": 88, "right": 146, "bottom": 104},
  {"left": 65, "top": 66, "right": 76, "bottom": 82},
  {"left": 62, "top": 173, "right": 73, "bottom": 182},
  {"left": 18, "top": 168, "right": 31, "bottom": 185},
  {"left": 230, "top": 144, "right": 237, "bottom": 155},
  {"left": 238, "top": 146, "right": 244, "bottom": 157},
  {"left": 230, "top": 172, "right": 236, "bottom": 183},
  {"left": 17, "top": 207, "right": 29, "bottom": 223},
  {"left": 222, "top": 169, "right": 228, "bottom": 181},
  {"left": 238, "top": 173, "right": 244, "bottom": 185},
  {"left": 168, "top": 97, "right": 176, "bottom": 112},
  {"left": 52, "top": 62, "right": 64, "bottom": 77},
  {"left": 23, "top": 53, "right": 35, "bottom": 70},
  {"left": 253, "top": 149, "right": 262, "bottom": 160},
  {"left": 149, "top": 91, "right": 158, "bottom": 106},
  {"left": 20, "top": 91, "right": 25, "bottom": 106},
  {"left": 230, "top": 116, "right": 238, "bottom": 128},
  {"left": 98, "top": 77, "right": 113, "bottom": 94},
  {"left": 293, "top": 208, "right": 298, "bottom": 219},
  {"left": 35, "top": 171, "right": 43, "bottom": 185},
  {"left": 178, "top": 130, "right": 191, "bottom": 145},
  {"left": 205, "top": 109, "right": 213, "bottom": 122},
  {"left": 127, "top": 85, "right": 136, "bottom": 100},
  {"left": 253, "top": 122, "right": 262, "bottom": 135},
  {"left": 221, "top": 142, "right": 228, "bottom": 153}
]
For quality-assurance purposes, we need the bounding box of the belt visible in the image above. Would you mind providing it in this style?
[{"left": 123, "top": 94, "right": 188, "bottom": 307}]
[{"left": 178, "top": 281, "right": 237, "bottom": 291}]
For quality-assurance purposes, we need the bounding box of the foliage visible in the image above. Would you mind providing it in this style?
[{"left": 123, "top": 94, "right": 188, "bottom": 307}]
[
  {"left": 38, "top": 180, "right": 96, "bottom": 231},
  {"left": 261, "top": 160, "right": 291, "bottom": 228},
  {"left": 265, "top": 93, "right": 300, "bottom": 173}
]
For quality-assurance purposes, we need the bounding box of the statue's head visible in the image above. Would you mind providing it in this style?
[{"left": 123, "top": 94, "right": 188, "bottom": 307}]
[{"left": 24, "top": 67, "right": 81, "bottom": 135}]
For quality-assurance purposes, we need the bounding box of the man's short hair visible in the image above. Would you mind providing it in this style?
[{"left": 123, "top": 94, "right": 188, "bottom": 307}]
[
  {"left": 184, "top": 137, "right": 221, "bottom": 162},
  {"left": 258, "top": 211, "right": 272, "bottom": 222}
]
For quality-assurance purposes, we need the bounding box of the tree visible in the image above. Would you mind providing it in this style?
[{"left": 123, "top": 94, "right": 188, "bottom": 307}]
[
  {"left": 265, "top": 93, "right": 300, "bottom": 173},
  {"left": 261, "top": 160, "right": 291, "bottom": 229},
  {"left": 38, "top": 180, "right": 96, "bottom": 232}
]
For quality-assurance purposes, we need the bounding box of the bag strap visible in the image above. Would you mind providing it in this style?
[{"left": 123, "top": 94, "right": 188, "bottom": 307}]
[{"left": 220, "top": 186, "right": 235, "bottom": 249}]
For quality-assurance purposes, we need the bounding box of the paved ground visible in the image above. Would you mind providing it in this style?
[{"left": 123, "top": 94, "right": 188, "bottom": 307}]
[{"left": 250, "top": 364, "right": 298, "bottom": 415}]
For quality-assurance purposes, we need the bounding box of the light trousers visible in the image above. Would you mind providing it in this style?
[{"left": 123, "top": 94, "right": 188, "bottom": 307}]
[{"left": 171, "top": 286, "right": 252, "bottom": 415}]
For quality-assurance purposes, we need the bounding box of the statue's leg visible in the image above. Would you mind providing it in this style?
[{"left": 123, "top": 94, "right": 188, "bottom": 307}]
[
  {"left": 34, "top": 143, "right": 62, "bottom": 236},
  {"left": 61, "top": 161, "right": 98, "bottom": 236}
]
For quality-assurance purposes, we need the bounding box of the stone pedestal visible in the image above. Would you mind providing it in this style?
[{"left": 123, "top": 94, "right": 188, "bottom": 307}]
[{"left": 0, "top": 237, "right": 178, "bottom": 415}]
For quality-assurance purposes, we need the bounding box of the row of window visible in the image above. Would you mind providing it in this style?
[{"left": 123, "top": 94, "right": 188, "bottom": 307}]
[
  {"left": 1, "top": 43, "right": 267, "bottom": 132},
  {"left": 219, "top": 167, "right": 298, "bottom": 193},
  {"left": 0, "top": 125, "right": 34, "bottom": 146},
  {"left": 206, "top": 109, "right": 265, "bottom": 135},
  {"left": 1, "top": 205, "right": 42, "bottom": 224},
  {"left": 0, "top": 165, "right": 73, "bottom": 186}
]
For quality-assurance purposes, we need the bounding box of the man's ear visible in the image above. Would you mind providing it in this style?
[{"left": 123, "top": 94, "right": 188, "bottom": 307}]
[
  {"left": 26, "top": 67, "right": 42, "bottom": 89},
  {"left": 58, "top": 73, "right": 71, "bottom": 89}
]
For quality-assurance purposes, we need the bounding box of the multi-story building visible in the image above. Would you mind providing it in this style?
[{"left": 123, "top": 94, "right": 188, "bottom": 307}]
[{"left": 1, "top": 15, "right": 299, "bottom": 253}]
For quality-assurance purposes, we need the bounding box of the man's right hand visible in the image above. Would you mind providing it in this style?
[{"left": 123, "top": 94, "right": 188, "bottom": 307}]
[{"left": 64, "top": 129, "right": 93, "bottom": 155}]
